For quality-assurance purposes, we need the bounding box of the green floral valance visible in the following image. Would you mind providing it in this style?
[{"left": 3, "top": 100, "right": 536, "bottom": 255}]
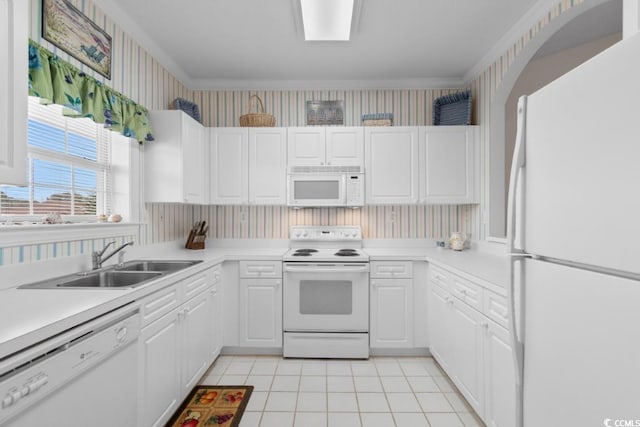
[{"left": 28, "top": 40, "right": 154, "bottom": 143}]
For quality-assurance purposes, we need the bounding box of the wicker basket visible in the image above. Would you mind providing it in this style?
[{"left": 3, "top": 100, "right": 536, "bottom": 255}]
[{"left": 239, "top": 95, "right": 276, "bottom": 127}]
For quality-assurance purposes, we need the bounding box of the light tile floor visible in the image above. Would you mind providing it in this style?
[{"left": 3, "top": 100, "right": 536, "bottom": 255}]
[{"left": 200, "top": 356, "right": 486, "bottom": 427}]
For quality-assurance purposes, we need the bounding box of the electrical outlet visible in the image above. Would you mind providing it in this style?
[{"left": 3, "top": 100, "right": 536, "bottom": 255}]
[{"left": 388, "top": 207, "right": 397, "bottom": 223}]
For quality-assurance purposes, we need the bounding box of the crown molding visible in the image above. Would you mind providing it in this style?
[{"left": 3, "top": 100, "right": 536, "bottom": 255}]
[{"left": 188, "top": 77, "right": 467, "bottom": 91}]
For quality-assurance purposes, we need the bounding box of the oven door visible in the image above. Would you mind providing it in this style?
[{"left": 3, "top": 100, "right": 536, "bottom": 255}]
[
  {"left": 283, "top": 262, "right": 369, "bottom": 332},
  {"left": 287, "top": 174, "right": 346, "bottom": 207}
]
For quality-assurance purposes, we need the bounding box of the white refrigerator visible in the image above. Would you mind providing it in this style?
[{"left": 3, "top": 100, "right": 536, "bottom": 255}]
[{"left": 507, "top": 32, "right": 640, "bottom": 427}]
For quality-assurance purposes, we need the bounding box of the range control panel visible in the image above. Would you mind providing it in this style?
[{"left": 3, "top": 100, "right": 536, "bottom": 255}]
[{"left": 290, "top": 226, "right": 362, "bottom": 241}]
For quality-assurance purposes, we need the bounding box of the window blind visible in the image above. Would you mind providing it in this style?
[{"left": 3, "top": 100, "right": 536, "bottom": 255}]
[{"left": 0, "top": 97, "right": 112, "bottom": 218}]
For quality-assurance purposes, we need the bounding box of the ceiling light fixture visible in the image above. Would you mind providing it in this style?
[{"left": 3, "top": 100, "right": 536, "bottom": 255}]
[{"left": 300, "top": 0, "right": 355, "bottom": 41}]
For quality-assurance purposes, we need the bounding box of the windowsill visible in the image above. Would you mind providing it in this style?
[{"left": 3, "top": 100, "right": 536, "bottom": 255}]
[{"left": 0, "top": 222, "right": 141, "bottom": 247}]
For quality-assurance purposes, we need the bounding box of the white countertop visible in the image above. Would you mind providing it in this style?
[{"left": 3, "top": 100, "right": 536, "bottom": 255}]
[
  {"left": 363, "top": 240, "right": 508, "bottom": 290},
  {"left": 0, "top": 241, "right": 287, "bottom": 360},
  {"left": 0, "top": 239, "right": 507, "bottom": 361}
]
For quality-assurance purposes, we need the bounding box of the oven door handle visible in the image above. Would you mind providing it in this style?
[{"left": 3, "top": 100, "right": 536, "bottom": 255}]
[{"left": 284, "top": 264, "right": 369, "bottom": 273}]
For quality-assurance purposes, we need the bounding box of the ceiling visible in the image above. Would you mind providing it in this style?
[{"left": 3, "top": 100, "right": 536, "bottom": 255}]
[{"left": 94, "top": 0, "right": 620, "bottom": 90}]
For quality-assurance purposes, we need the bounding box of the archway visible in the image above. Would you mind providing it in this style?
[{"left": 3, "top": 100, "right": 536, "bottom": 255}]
[{"left": 488, "top": 0, "right": 621, "bottom": 239}]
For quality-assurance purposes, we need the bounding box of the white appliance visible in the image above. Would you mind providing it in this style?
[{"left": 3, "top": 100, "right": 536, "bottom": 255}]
[
  {"left": 287, "top": 166, "right": 364, "bottom": 207},
  {"left": 507, "top": 33, "right": 640, "bottom": 427},
  {"left": 283, "top": 226, "right": 369, "bottom": 358},
  {"left": 0, "top": 305, "right": 140, "bottom": 426}
]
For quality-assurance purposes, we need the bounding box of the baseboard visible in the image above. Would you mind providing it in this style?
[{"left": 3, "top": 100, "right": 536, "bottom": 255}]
[
  {"left": 220, "top": 347, "right": 432, "bottom": 358},
  {"left": 221, "top": 347, "right": 283, "bottom": 356},
  {"left": 370, "top": 348, "right": 431, "bottom": 357}
]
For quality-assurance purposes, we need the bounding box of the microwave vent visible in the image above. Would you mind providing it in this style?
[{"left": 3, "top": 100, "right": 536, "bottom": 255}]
[{"left": 289, "top": 165, "right": 361, "bottom": 173}]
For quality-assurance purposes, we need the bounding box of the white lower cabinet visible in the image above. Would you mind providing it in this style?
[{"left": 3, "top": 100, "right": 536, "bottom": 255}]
[
  {"left": 370, "top": 261, "right": 428, "bottom": 351},
  {"left": 428, "top": 283, "right": 453, "bottom": 372},
  {"left": 450, "top": 296, "right": 484, "bottom": 412},
  {"left": 370, "top": 278, "right": 413, "bottom": 348},
  {"left": 428, "top": 264, "right": 515, "bottom": 426},
  {"left": 484, "top": 319, "right": 517, "bottom": 427},
  {"left": 239, "top": 260, "right": 283, "bottom": 348},
  {"left": 239, "top": 278, "right": 282, "bottom": 347},
  {"left": 138, "top": 268, "right": 221, "bottom": 427}
]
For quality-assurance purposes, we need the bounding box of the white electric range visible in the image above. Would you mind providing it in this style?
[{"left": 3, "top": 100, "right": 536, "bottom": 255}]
[{"left": 282, "top": 226, "right": 370, "bottom": 359}]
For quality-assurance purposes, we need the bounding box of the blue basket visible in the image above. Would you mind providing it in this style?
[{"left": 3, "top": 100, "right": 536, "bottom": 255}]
[
  {"left": 172, "top": 98, "right": 201, "bottom": 123},
  {"left": 433, "top": 91, "right": 472, "bottom": 125}
]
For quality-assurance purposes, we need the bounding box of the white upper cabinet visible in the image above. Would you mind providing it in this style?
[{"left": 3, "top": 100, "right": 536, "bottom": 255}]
[
  {"left": 249, "top": 128, "right": 286, "bottom": 204},
  {"left": 419, "top": 126, "right": 479, "bottom": 204},
  {"left": 325, "top": 127, "right": 364, "bottom": 166},
  {"left": 287, "top": 127, "right": 324, "bottom": 166},
  {"left": 209, "top": 127, "right": 248, "bottom": 204},
  {"left": 0, "top": 0, "right": 28, "bottom": 185},
  {"left": 210, "top": 128, "right": 286, "bottom": 205},
  {"left": 288, "top": 127, "right": 363, "bottom": 167},
  {"left": 145, "top": 111, "right": 207, "bottom": 204},
  {"left": 364, "top": 127, "right": 419, "bottom": 204}
]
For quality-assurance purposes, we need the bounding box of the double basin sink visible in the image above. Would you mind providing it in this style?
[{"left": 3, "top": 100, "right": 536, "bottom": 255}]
[{"left": 19, "top": 260, "right": 203, "bottom": 290}]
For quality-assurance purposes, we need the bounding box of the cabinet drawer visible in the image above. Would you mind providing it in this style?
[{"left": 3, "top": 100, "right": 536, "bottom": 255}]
[
  {"left": 451, "top": 274, "right": 483, "bottom": 311},
  {"left": 429, "top": 265, "right": 450, "bottom": 291},
  {"left": 183, "top": 271, "right": 210, "bottom": 301},
  {"left": 484, "top": 290, "right": 509, "bottom": 329},
  {"left": 239, "top": 260, "right": 282, "bottom": 278},
  {"left": 140, "top": 283, "right": 180, "bottom": 326},
  {"left": 370, "top": 261, "right": 413, "bottom": 278}
]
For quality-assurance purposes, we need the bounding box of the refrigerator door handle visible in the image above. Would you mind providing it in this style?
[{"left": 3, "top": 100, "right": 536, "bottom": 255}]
[
  {"left": 507, "top": 95, "right": 527, "bottom": 255},
  {"left": 507, "top": 95, "right": 528, "bottom": 427}
]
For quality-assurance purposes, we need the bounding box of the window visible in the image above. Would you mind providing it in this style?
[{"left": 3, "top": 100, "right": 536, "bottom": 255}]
[{"left": 0, "top": 97, "right": 112, "bottom": 220}]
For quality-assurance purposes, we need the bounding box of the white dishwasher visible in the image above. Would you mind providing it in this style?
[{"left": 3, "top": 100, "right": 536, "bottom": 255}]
[{"left": 0, "top": 305, "right": 140, "bottom": 426}]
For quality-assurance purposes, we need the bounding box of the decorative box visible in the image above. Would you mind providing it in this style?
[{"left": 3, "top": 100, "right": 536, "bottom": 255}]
[{"left": 362, "top": 113, "right": 393, "bottom": 126}]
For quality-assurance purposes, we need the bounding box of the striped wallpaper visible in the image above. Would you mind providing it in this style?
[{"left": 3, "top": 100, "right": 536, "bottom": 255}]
[
  {"left": 191, "top": 89, "right": 470, "bottom": 127},
  {"left": 1, "top": 0, "right": 587, "bottom": 266},
  {"left": 144, "top": 204, "right": 477, "bottom": 243},
  {"left": 0, "top": 235, "right": 135, "bottom": 266}
]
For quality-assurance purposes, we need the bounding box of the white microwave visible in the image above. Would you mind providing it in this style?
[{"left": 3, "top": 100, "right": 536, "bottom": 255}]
[{"left": 287, "top": 166, "right": 364, "bottom": 207}]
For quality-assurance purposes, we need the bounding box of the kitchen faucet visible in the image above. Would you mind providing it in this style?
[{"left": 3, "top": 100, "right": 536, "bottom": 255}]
[{"left": 92, "top": 241, "right": 134, "bottom": 269}]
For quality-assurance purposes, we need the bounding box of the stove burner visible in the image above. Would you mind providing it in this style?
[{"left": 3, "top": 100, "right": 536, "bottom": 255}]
[
  {"left": 335, "top": 250, "right": 360, "bottom": 257},
  {"left": 294, "top": 248, "right": 318, "bottom": 253},
  {"left": 292, "top": 252, "right": 312, "bottom": 256}
]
